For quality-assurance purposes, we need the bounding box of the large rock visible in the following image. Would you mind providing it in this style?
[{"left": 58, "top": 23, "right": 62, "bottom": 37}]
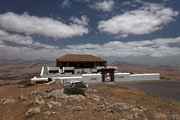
[
  {"left": 0, "top": 98, "right": 15, "bottom": 104},
  {"left": 29, "top": 91, "right": 41, "bottom": 98},
  {"left": 87, "top": 88, "right": 97, "bottom": 92},
  {"left": 45, "top": 88, "right": 55, "bottom": 93},
  {"left": 154, "top": 113, "right": 167, "bottom": 119},
  {"left": 44, "top": 111, "right": 56, "bottom": 116},
  {"left": 18, "top": 96, "right": 26, "bottom": 102},
  {"left": 25, "top": 107, "right": 41, "bottom": 117},
  {"left": 94, "top": 105, "right": 106, "bottom": 112},
  {"left": 30, "top": 96, "right": 44, "bottom": 105},
  {"left": 71, "top": 106, "right": 83, "bottom": 111},
  {"left": 68, "top": 95, "right": 85, "bottom": 102},
  {"left": 47, "top": 101, "right": 62, "bottom": 109},
  {"left": 47, "top": 89, "right": 68, "bottom": 101},
  {"left": 88, "top": 94, "right": 100, "bottom": 102},
  {"left": 111, "top": 103, "right": 131, "bottom": 112}
]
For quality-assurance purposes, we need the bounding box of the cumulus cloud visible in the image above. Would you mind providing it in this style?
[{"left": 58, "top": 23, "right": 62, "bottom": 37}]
[
  {"left": 0, "top": 12, "right": 89, "bottom": 39},
  {"left": 0, "top": 36, "right": 180, "bottom": 60},
  {"left": 61, "top": 0, "right": 70, "bottom": 8},
  {"left": 66, "top": 37, "right": 180, "bottom": 57},
  {"left": 0, "top": 29, "right": 33, "bottom": 45},
  {"left": 98, "top": 2, "right": 179, "bottom": 38},
  {"left": 0, "top": 29, "right": 60, "bottom": 51},
  {"left": 70, "top": 15, "right": 89, "bottom": 25},
  {"left": 90, "top": 0, "right": 114, "bottom": 12}
]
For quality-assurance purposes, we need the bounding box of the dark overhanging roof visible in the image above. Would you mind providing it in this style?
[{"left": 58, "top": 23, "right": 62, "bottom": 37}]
[{"left": 56, "top": 54, "right": 106, "bottom": 62}]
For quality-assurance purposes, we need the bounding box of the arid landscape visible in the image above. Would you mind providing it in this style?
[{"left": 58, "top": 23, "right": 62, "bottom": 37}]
[
  {"left": 0, "top": 60, "right": 55, "bottom": 85},
  {"left": 0, "top": 60, "right": 180, "bottom": 120},
  {"left": 0, "top": 60, "right": 180, "bottom": 85},
  {"left": 0, "top": 83, "right": 180, "bottom": 120}
]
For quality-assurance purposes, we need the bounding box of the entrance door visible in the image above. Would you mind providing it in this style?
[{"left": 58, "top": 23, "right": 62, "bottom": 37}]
[{"left": 101, "top": 69, "right": 114, "bottom": 82}]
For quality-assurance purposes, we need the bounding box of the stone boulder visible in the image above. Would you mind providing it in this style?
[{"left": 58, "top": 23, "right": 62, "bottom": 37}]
[
  {"left": 29, "top": 91, "right": 41, "bottom": 98},
  {"left": 71, "top": 106, "right": 83, "bottom": 111},
  {"left": 0, "top": 98, "right": 15, "bottom": 104},
  {"left": 30, "top": 96, "right": 44, "bottom": 105},
  {"left": 47, "top": 101, "right": 62, "bottom": 109},
  {"left": 68, "top": 95, "right": 85, "bottom": 102},
  {"left": 25, "top": 107, "right": 41, "bottom": 117},
  {"left": 88, "top": 94, "right": 100, "bottom": 102},
  {"left": 18, "top": 96, "right": 26, "bottom": 102},
  {"left": 47, "top": 89, "right": 68, "bottom": 101},
  {"left": 154, "top": 113, "right": 167, "bottom": 119},
  {"left": 110, "top": 103, "right": 131, "bottom": 112},
  {"left": 45, "top": 88, "right": 55, "bottom": 93}
]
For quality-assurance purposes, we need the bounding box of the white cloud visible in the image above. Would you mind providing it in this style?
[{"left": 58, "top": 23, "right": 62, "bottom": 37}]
[
  {"left": 66, "top": 37, "right": 180, "bottom": 57},
  {"left": 0, "top": 29, "right": 33, "bottom": 45},
  {"left": 70, "top": 15, "right": 89, "bottom": 25},
  {"left": 98, "top": 2, "right": 179, "bottom": 37},
  {"left": 90, "top": 0, "right": 114, "bottom": 12},
  {"left": 0, "top": 12, "right": 89, "bottom": 39},
  {"left": 61, "top": 0, "right": 70, "bottom": 8},
  {"left": 0, "top": 29, "right": 60, "bottom": 50},
  {"left": 0, "top": 36, "right": 180, "bottom": 60},
  {"left": 32, "top": 42, "right": 59, "bottom": 49}
]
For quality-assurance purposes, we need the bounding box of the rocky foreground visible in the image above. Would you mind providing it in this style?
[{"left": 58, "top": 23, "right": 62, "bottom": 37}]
[{"left": 0, "top": 84, "right": 180, "bottom": 120}]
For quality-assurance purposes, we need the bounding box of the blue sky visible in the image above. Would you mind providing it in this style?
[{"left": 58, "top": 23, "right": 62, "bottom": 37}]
[{"left": 0, "top": 0, "right": 180, "bottom": 66}]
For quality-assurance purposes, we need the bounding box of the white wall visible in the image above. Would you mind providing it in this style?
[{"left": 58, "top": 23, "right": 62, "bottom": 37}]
[
  {"left": 82, "top": 74, "right": 102, "bottom": 83},
  {"left": 63, "top": 67, "right": 74, "bottom": 71},
  {"left": 115, "top": 73, "right": 130, "bottom": 81},
  {"left": 54, "top": 76, "right": 83, "bottom": 84},
  {"left": 115, "top": 73, "right": 160, "bottom": 81},
  {"left": 128, "top": 73, "right": 160, "bottom": 81}
]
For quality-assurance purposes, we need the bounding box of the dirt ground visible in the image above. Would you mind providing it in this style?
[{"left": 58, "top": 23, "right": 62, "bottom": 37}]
[{"left": 0, "top": 84, "right": 180, "bottom": 120}]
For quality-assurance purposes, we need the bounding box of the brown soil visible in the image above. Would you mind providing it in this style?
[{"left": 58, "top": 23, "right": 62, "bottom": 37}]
[{"left": 0, "top": 84, "right": 180, "bottom": 120}]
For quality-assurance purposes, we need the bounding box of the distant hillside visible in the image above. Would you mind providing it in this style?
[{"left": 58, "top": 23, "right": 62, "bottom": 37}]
[
  {"left": 108, "top": 61, "right": 146, "bottom": 67},
  {"left": 0, "top": 59, "right": 55, "bottom": 66},
  {"left": 0, "top": 59, "right": 55, "bottom": 83}
]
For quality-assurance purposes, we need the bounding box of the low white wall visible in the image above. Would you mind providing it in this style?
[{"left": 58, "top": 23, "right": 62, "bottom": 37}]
[
  {"left": 115, "top": 73, "right": 160, "bottom": 81},
  {"left": 54, "top": 76, "right": 83, "bottom": 84},
  {"left": 115, "top": 73, "right": 130, "bottom": 81},
  {"left": 82, "top": 74, "right": 102, "bottom": 83},
  {"left": 128, "top": 73, "right": 160, "bottom": 81}
]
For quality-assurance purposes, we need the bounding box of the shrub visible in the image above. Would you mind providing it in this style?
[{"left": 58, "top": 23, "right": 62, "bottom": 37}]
[
  {"left": 74, "top": 82, "right": 87, "bottom": 88},
  {"left": 64, "top": 87, "right": 85, "bottom": 96},
  {"left": 17, "top": 80, "right": 31, "bottom": 85},
  {"left": 18, "top": 80, "right": 35, "bottom": 87},
  {"left": 24, "top": 82, "right": 35, "bottom": 87},
  {"left": 160, "top": 76, "right": 165, "bottom": 80}
]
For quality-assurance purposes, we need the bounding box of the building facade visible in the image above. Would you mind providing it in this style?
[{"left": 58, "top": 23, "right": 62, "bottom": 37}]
[{"left": 56, "top": 54, "right": 107, "bottom": 74}]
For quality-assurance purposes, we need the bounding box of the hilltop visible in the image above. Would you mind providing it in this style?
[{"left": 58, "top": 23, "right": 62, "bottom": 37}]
[{"left": 0, "top": 84, "right": 180, "bottom": 120}]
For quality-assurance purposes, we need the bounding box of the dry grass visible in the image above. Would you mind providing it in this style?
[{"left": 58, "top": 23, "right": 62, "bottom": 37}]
[{"left": 0, "top": 84, "right": 180, "bottom": 120}]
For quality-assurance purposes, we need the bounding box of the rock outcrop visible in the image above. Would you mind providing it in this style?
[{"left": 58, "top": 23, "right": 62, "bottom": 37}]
[{"left": 25, "top": 107, "right": 41, "bottom": 117}]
